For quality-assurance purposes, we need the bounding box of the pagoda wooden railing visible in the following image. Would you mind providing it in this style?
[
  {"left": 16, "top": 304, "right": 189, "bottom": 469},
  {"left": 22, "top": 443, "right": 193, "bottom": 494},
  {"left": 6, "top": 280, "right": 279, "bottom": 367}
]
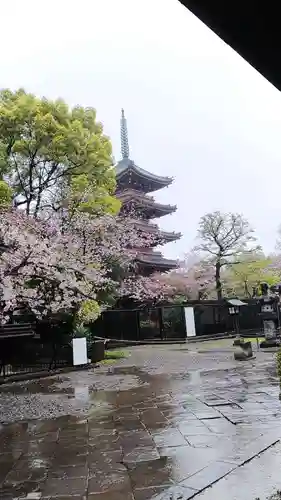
[
  {"left": 134, "top": 220, "right": 181, "bottom": 240},
  {"left": 116, "top": 188, "right": 154, "bottom": 202},
  {"left": 117, "top": 189, "right": 177, "bottom": 211}
]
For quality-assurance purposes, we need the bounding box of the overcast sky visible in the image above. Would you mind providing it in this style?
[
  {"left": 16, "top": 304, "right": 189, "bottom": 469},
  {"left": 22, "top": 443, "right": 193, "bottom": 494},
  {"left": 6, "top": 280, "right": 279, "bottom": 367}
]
[{"left": 1, "top": 0, "right": 281, "bottom": 259}]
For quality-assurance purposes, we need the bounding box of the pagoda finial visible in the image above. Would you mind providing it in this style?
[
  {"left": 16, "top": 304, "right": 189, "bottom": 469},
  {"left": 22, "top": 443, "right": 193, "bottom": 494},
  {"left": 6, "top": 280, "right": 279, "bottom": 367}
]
[{"left": 120, "top": 108, "right": 129, "bottom": 159}]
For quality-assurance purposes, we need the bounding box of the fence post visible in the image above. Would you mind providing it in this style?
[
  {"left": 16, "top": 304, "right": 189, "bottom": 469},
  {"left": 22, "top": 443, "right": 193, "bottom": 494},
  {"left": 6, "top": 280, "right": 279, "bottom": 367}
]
[
  {"left": 136, "top": 310, "right": 140, "bottom": 341},
  {"left": 159, "top": 307, "right": 164, "bottom": 340}
]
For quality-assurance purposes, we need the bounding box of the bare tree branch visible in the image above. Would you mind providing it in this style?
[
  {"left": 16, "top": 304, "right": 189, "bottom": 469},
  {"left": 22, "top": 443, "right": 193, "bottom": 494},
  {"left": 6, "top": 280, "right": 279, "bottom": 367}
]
[{"left": 193, "top": 211, "right": 257, "bottom": 299}]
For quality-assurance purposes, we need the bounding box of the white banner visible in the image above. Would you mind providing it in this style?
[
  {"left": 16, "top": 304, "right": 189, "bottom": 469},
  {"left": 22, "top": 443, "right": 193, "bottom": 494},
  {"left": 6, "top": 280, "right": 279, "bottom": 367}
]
[
  {"left": 184, "top": 307, "right": 196, "bottom": 337},
  {"left": 72, "top": 337, "right": 88, "bottom": 366}
]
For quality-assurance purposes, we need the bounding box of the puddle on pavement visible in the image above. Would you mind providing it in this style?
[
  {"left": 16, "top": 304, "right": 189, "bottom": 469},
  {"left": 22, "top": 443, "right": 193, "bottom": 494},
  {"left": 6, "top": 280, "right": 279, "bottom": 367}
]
[
  {"left": 1, "top": 351, "right": 281, "bottom": 499},
  {"left": 0, "top": 376, "right": 70, "bottom": 395},
  {"left": 0, "top": 366, "right": 148, "bottom": 401},
  {"left": 186, "top": 370, "right": 202, "bottom": 386},
  {"left": 109, "top": 365, "right": 146, "bottom": 376}
]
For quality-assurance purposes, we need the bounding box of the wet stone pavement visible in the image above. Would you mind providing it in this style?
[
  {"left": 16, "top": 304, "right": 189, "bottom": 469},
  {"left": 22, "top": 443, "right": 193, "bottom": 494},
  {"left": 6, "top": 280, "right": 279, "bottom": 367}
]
[{"left": 1, "top": 341, "right": 281, "bottom": 499}]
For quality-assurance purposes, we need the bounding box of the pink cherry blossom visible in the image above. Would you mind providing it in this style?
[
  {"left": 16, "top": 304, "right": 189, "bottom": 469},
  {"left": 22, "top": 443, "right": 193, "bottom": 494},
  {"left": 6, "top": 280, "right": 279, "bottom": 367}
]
[
  {"left": 155, "top": 252, "right": 215, "bottom": 300},
  {"left": 0, "top": 207, "right": 167, "bottom": 322}
]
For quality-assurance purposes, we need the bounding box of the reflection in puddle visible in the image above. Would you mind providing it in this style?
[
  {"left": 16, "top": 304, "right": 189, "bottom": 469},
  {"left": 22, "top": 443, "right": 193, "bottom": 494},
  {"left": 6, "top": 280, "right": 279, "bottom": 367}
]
[
  {"left": 74, "top": 386, "right": 89, "bottom": 403},
  {"left": 188, "top": 371, "right": 202, "bottom": 386},
  {"left": 0, "top": 376, "right": 69, "bottom": 395},
  {"left": 30, "top": 458, "right": 48, "bottom": 469}
]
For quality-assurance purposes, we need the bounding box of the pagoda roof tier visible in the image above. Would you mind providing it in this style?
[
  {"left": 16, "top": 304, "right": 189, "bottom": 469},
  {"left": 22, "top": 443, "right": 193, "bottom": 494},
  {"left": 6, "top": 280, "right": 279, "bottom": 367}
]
[
  {"left": 115, "top": 158, "right": 173, "bottom": 193},
  {"left": 117, "top": 188, "right": 177, "bottom": 219},
  {"left": 159, "top": 229, "right": 182, "bottom": 243},
  {"left": 134, "top": 220, "right": 181, "bottom": 244},
  {"left": 136, "top": 252, "right": 179, "bottom": 274}
]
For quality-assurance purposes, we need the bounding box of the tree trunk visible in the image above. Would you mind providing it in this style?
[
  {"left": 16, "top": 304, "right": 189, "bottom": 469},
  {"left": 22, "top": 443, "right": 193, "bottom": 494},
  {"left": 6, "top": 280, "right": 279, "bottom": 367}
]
[
  {"left": 26, "top": 198, "right": 31, "bottom": 215},
  {"left": 244, "top": 281, "right": 250, "bottom": 298},
  {"left": 215, "top": 261, "right": 222, "bottom": 300},
  {"left": 34, "top": 191, "right": 43, "bottom": 218}
]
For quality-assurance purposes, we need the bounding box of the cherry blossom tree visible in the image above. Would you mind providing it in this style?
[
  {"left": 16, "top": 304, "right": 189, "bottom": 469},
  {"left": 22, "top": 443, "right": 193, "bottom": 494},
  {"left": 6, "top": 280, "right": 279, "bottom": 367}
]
[
  {"left": 120, "top": 274, "right": 174, "bottom": 303},
  {"left": 0, "top": 209, "right": 103, "bottom": 323},
  {"left": 0, "top": 207, "right": 166, "bottom": 323},
  {"left": 63, "top": 210, "right": 167, "bottom": 305},
  {"left": 154, "top": 252, "right": 215, "bottom": 301}
]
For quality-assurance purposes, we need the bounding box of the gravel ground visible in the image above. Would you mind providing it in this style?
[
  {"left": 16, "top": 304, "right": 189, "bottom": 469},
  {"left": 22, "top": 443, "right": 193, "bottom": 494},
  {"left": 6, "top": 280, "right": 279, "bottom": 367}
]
[
  {"left": 0, "top": 391, "right": 91, "bottom": 423},
  {"left": 0, "top": 365, "right": 144, "bottom": 424}
]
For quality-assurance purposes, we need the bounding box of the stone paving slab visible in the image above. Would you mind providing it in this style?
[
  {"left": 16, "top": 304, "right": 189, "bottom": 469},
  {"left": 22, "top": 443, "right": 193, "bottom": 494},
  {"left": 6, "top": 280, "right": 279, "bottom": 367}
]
[
  {"left": 195, "top": 441, "right": 281, "bottom": 500},
  {"left": 0, "top": 342, "right": 280, "bottom": 499},
  {"left": 219, "top": 437, "right": 280, "bottom": 466},
  {"left": 179, "top": 460, "right": 236, "bottom": 491},
  {"left": 151, "top": 485, "right": 199, "bottom": 499},
  {"left": 133, "top": 486, "right": 169, "bottom": 500}
]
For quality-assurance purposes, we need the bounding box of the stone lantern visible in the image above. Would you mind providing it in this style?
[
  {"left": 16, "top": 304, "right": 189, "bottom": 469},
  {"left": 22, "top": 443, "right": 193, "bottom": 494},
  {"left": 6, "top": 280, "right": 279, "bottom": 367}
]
[
  {"left": 227, "top": 298, "right": 247, "bottom": 343},
  {"left": 227, "top": 299, "right": 253, "bottom": 360},
  {"left": 258, "top": 293, "right": 280, "bottom": 347}
]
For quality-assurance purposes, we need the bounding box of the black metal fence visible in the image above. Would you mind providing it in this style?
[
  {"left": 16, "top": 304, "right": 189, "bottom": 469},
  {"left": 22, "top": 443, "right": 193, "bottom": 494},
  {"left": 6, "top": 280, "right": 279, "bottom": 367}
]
[
  {"left": 194, "top": 300, "right": 263, "bottom": 336},
  {"left": 0, "top": 335, "right": 73, "bottom": 380},
  {"left": 90, "top": 305, "right": 186, "bottom": 341},
  {"left": 0, "top": 299, "right": 267, "bottom": 380},
  {"left": 90, "top": 300, "right": 264, "bottom": 341}
]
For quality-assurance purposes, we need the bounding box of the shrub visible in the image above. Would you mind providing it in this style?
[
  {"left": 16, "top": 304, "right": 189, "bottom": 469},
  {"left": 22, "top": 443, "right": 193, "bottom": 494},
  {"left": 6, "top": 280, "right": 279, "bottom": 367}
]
[
  {"left": 77, "top": 300, "right": 101, "bottom": 324},
  {"left": 73, "top": 324, "right": 91, "bottom": 339}
]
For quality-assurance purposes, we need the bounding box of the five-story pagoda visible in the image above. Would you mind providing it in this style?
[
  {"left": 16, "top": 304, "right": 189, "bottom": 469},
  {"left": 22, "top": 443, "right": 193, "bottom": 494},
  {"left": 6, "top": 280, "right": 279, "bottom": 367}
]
[{"left": 115, "top": 109, "right": 181, "bottom": 275}]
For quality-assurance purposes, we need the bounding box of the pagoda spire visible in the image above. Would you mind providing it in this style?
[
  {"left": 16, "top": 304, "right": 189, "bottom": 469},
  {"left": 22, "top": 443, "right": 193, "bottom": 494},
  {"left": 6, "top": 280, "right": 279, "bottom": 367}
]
[{"left": 120, "top": 108, "right": 129, "bottom": 159}]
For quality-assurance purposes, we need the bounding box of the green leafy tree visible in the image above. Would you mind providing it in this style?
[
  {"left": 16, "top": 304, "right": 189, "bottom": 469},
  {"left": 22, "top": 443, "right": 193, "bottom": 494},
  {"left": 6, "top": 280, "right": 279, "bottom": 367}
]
[
  {"left": 222, "top": 251, "right": 279, "bottom": 297},
  {"left": 0, "top": 180, "right": 12, "bottom": 206},
  {"left": 0, "top": 88, "right": 117, "bottom": 216},
  {"left": 66, "top": 174, "right": 120, "bottom": 215}
]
